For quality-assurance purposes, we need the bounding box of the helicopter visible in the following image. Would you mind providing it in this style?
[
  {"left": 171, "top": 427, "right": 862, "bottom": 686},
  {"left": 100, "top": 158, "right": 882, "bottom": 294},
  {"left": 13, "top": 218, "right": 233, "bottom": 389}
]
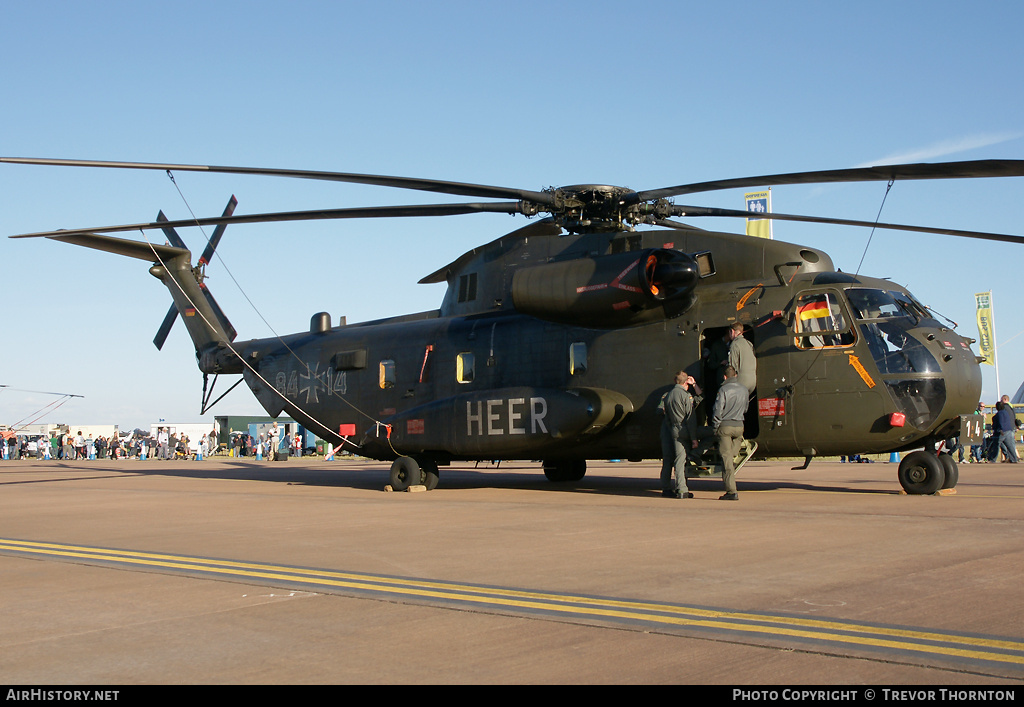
[{"left": 5, "top": 156, "right": 1024, "bottom": 494}]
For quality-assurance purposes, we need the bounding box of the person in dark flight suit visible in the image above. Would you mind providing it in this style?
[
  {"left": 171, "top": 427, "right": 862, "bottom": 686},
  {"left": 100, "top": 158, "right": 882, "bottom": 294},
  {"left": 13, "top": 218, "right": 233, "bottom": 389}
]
[{"left": 659, "top": 371, "right": 703, "bottom": 500}]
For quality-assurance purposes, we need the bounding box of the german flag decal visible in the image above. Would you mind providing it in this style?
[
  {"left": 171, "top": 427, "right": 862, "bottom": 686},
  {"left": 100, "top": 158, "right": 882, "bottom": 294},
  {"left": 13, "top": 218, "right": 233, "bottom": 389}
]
[{"left": 797, "top": 298, "right": 831, "bottom": 321}]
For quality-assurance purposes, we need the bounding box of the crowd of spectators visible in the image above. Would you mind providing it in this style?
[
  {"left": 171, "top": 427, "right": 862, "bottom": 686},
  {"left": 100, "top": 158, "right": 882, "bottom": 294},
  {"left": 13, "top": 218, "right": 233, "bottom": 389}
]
[
  {"left": 2, "top": 427, "right": 312, "bottom": 461},
  {"left": 1, "top": 429, "right": 219, "bottom": 461}
]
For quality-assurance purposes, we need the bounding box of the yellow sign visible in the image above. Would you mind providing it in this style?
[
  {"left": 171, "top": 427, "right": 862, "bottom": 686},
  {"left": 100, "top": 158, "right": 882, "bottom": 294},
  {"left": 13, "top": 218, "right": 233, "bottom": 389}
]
[
  {"left": 848, "top": 353, "right": 876, "bottom": 389},
  {"left": 745, "top": 190, "right": 772, "bottom": 239},
  {"left": 975, "top": 291, "right": 995, "bottom": 366}
]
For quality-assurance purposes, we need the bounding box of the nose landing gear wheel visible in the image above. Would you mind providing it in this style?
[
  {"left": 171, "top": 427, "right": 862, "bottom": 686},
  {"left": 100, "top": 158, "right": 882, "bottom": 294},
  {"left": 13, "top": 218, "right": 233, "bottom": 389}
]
[
  {"left": 937, "top": 453, "right": 959, "bottom": 489},
  {"left": 897, "top": 451, "right": 945, "bottom": 495}
]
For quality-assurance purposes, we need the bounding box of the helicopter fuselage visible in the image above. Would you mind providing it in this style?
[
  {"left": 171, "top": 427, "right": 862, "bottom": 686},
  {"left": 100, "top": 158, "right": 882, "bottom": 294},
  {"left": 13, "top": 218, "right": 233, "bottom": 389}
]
[{"left": 218, "top": 227, "right": 981, "bottom": 467}]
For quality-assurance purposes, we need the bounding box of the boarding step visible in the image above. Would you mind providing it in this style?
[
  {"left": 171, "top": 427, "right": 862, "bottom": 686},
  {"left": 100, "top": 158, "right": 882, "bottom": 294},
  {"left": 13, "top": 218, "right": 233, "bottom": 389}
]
[{"left": 687, "top": 439, "right": 758, "bottom": 478}]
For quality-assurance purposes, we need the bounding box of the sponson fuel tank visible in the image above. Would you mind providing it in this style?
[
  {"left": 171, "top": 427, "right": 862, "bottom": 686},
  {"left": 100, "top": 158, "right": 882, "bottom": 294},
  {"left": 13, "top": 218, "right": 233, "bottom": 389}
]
[
  {"left": 511, "top": 248, "right": 699, "bottom": 327},
  {"left": 360, "top": 386, "right": 635, "bottom": 459}
]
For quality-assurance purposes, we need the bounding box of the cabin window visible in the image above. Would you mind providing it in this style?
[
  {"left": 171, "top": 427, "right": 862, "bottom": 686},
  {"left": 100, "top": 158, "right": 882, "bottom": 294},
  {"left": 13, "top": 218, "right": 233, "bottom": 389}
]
[
  {"left": 569, "top": 342, "right": 588, "bottom": 375},
  {"left": 793, "top": 292, "right": 855, "bottom": 349},
  {"left": 379, "top": 360, "right": 396, "bottom": 389},
  {"left": 456, "top": 352, "right": 475, "bottom": 383},
  {"left": 458, "top": 273, "right": 478, "bottom": 303}
]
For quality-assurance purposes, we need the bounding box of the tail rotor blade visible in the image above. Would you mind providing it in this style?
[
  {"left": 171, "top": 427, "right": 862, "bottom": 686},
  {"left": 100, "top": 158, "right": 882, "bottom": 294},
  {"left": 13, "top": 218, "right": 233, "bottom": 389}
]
[
  {"left": 156, "top": 210, "right": 188, "bottom": 249},
  {"left": 196, "top": 196, "right": 239, "bottom": 341},
  {"left": 198, "top": 195, "right": 238, "bottom": 266},
  {"left": 200, "top": 284, "right": 237, "bottom": 342},
  {"left": 153, "top": 305, "right": 178, "bottom": 350},
  {"left": 152, "top": 210, "right": 186, "bottom": 350}
]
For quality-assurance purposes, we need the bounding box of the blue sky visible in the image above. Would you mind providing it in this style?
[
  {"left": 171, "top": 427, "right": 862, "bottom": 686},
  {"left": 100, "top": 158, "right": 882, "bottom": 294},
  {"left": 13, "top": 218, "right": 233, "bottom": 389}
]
[{"left": 2, "top": 0, "right": 1023, "bottom": 430}]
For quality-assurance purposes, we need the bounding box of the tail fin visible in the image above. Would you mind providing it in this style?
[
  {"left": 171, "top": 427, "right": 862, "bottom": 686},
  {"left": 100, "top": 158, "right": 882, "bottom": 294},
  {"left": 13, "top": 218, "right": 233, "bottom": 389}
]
[
  {"left": 47, "top": 231, "right": 237, "bottom": 357},
  {"left": 153, "top": 196, "right": 238, "bottom": 349}
]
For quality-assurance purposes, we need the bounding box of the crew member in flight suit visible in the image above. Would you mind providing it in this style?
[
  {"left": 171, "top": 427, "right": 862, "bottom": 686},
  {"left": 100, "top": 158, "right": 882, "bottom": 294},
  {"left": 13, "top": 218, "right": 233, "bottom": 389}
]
[
  {"left": 727, "top": 322, "right": 756, "bottom": 395},
  {"left": 659, "top": 371, "right": 703, "bottom": 499},
  {"left": 703, "top": 329, "right": 731, "bottom": 424},
  {"left": 713, "top": 366, "right": 747, "bottom": 500}
]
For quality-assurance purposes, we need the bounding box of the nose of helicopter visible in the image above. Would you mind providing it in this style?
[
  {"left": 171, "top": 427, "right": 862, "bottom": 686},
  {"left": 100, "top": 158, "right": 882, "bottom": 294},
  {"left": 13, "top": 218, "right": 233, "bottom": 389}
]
[
  {"left": 882, "top": 326, "right": 982, "bottom": 439},
  {"left": 856, "top": 309, "right": 981, "bottom": 438},
  {"left": 931, "top": 327, "right": 984, "bottom": 424}
]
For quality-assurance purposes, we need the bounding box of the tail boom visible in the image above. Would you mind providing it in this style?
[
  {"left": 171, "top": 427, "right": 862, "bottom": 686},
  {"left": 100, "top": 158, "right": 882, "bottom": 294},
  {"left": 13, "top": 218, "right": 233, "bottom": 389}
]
[{"left": 47, "top": 232, "right": 239, "bottom": 372}]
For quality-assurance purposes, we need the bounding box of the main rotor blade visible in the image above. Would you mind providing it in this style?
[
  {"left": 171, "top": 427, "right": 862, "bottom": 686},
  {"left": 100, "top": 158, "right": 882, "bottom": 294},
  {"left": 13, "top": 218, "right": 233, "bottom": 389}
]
[
  {"left": 45, "top": 232, "right": 190, "bottom": 261},
  {"left": 637, "top": 159, "right": 1024, "bottom": 202},
  {"left": 0, "top": 157, "right": 555, "bottom": 206},
  {"left": 670, "top": 204, "right": 1024, "bottom": 244},
  {"left": 9, "top": 202, "right": 526, "bottom": 239}
]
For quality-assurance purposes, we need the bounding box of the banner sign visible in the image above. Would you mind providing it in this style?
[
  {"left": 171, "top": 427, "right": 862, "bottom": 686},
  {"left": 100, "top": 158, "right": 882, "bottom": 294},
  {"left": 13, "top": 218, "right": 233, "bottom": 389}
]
[
  {"left": 975, "top": 291, "right": 995, "bottom": 366},
  {"left": 745, "top": 190, "right": 772, "bottom": 239}
]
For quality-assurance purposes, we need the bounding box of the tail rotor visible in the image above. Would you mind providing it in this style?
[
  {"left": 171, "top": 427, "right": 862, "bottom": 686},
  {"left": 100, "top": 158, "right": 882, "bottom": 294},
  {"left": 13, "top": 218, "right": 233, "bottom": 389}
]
[{"left": 152, "top": 196, "right": 238, "bottom": 350}]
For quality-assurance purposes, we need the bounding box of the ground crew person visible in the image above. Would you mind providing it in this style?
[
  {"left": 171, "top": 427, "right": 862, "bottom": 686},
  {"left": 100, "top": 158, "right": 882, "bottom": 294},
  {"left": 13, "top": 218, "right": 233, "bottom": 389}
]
[
  {"left": 659, "top": 371, "right": 703, "bottom": 499},
  {"left": 727, "top": 322, "right": 756, "bottom": 395},
  {"left": 712, "top": 366, "right": 747, "bottom": 500}
]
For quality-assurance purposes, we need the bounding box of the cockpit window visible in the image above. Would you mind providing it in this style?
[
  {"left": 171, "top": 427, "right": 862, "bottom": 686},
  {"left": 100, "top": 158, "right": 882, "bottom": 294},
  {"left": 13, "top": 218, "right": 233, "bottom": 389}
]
[
  {"left": 859, "top": 322, "right": 941, "bottom": 374},
  {"left": 793, "top": 292, "right": 854, "bottom": 349},
  {"left": 846, "top": 289, "right": 903, "bottom": 320},
  {"left": 885, "top": 378, "right": 946, "bottom": 429},
  {"left": 847, "top": 288, "right": 925, "bottom": 323},
  {"left": 892, "top": 291, "right": 929, "bottom": 321}
]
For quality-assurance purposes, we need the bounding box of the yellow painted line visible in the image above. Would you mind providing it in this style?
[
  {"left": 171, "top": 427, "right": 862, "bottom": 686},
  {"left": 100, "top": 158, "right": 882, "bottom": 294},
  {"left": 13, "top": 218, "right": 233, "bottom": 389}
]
[{"left": 3, "top": 538, "right": 1022, "bottom": 667}]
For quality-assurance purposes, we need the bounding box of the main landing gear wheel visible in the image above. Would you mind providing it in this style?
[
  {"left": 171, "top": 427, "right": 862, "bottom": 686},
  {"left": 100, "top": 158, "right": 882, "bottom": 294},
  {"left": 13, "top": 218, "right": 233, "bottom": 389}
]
[
  {"left": 389, "top": 456, "right": 420, "bottom": 491},
  {"left": 389, "top": 456, "right": 440, "bottom": 490},
  {"left": 938, "top": 453, "right": 959, "bottom": 489},
  {"left": 419, "top": 458, "right": 440, "bottom": 491},
  {"left": 542, "top": 459, "right": 587, "bottom": 483},
  {"left": 897, "top": 451, "right": 946, "bottom": 495}
]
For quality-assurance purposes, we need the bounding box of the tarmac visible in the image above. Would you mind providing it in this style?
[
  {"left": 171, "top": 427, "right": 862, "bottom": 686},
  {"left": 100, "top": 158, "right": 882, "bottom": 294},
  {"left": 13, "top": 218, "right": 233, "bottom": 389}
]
[{"left": 0, "top": 455, "right": 1022, "bottom": 685}]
